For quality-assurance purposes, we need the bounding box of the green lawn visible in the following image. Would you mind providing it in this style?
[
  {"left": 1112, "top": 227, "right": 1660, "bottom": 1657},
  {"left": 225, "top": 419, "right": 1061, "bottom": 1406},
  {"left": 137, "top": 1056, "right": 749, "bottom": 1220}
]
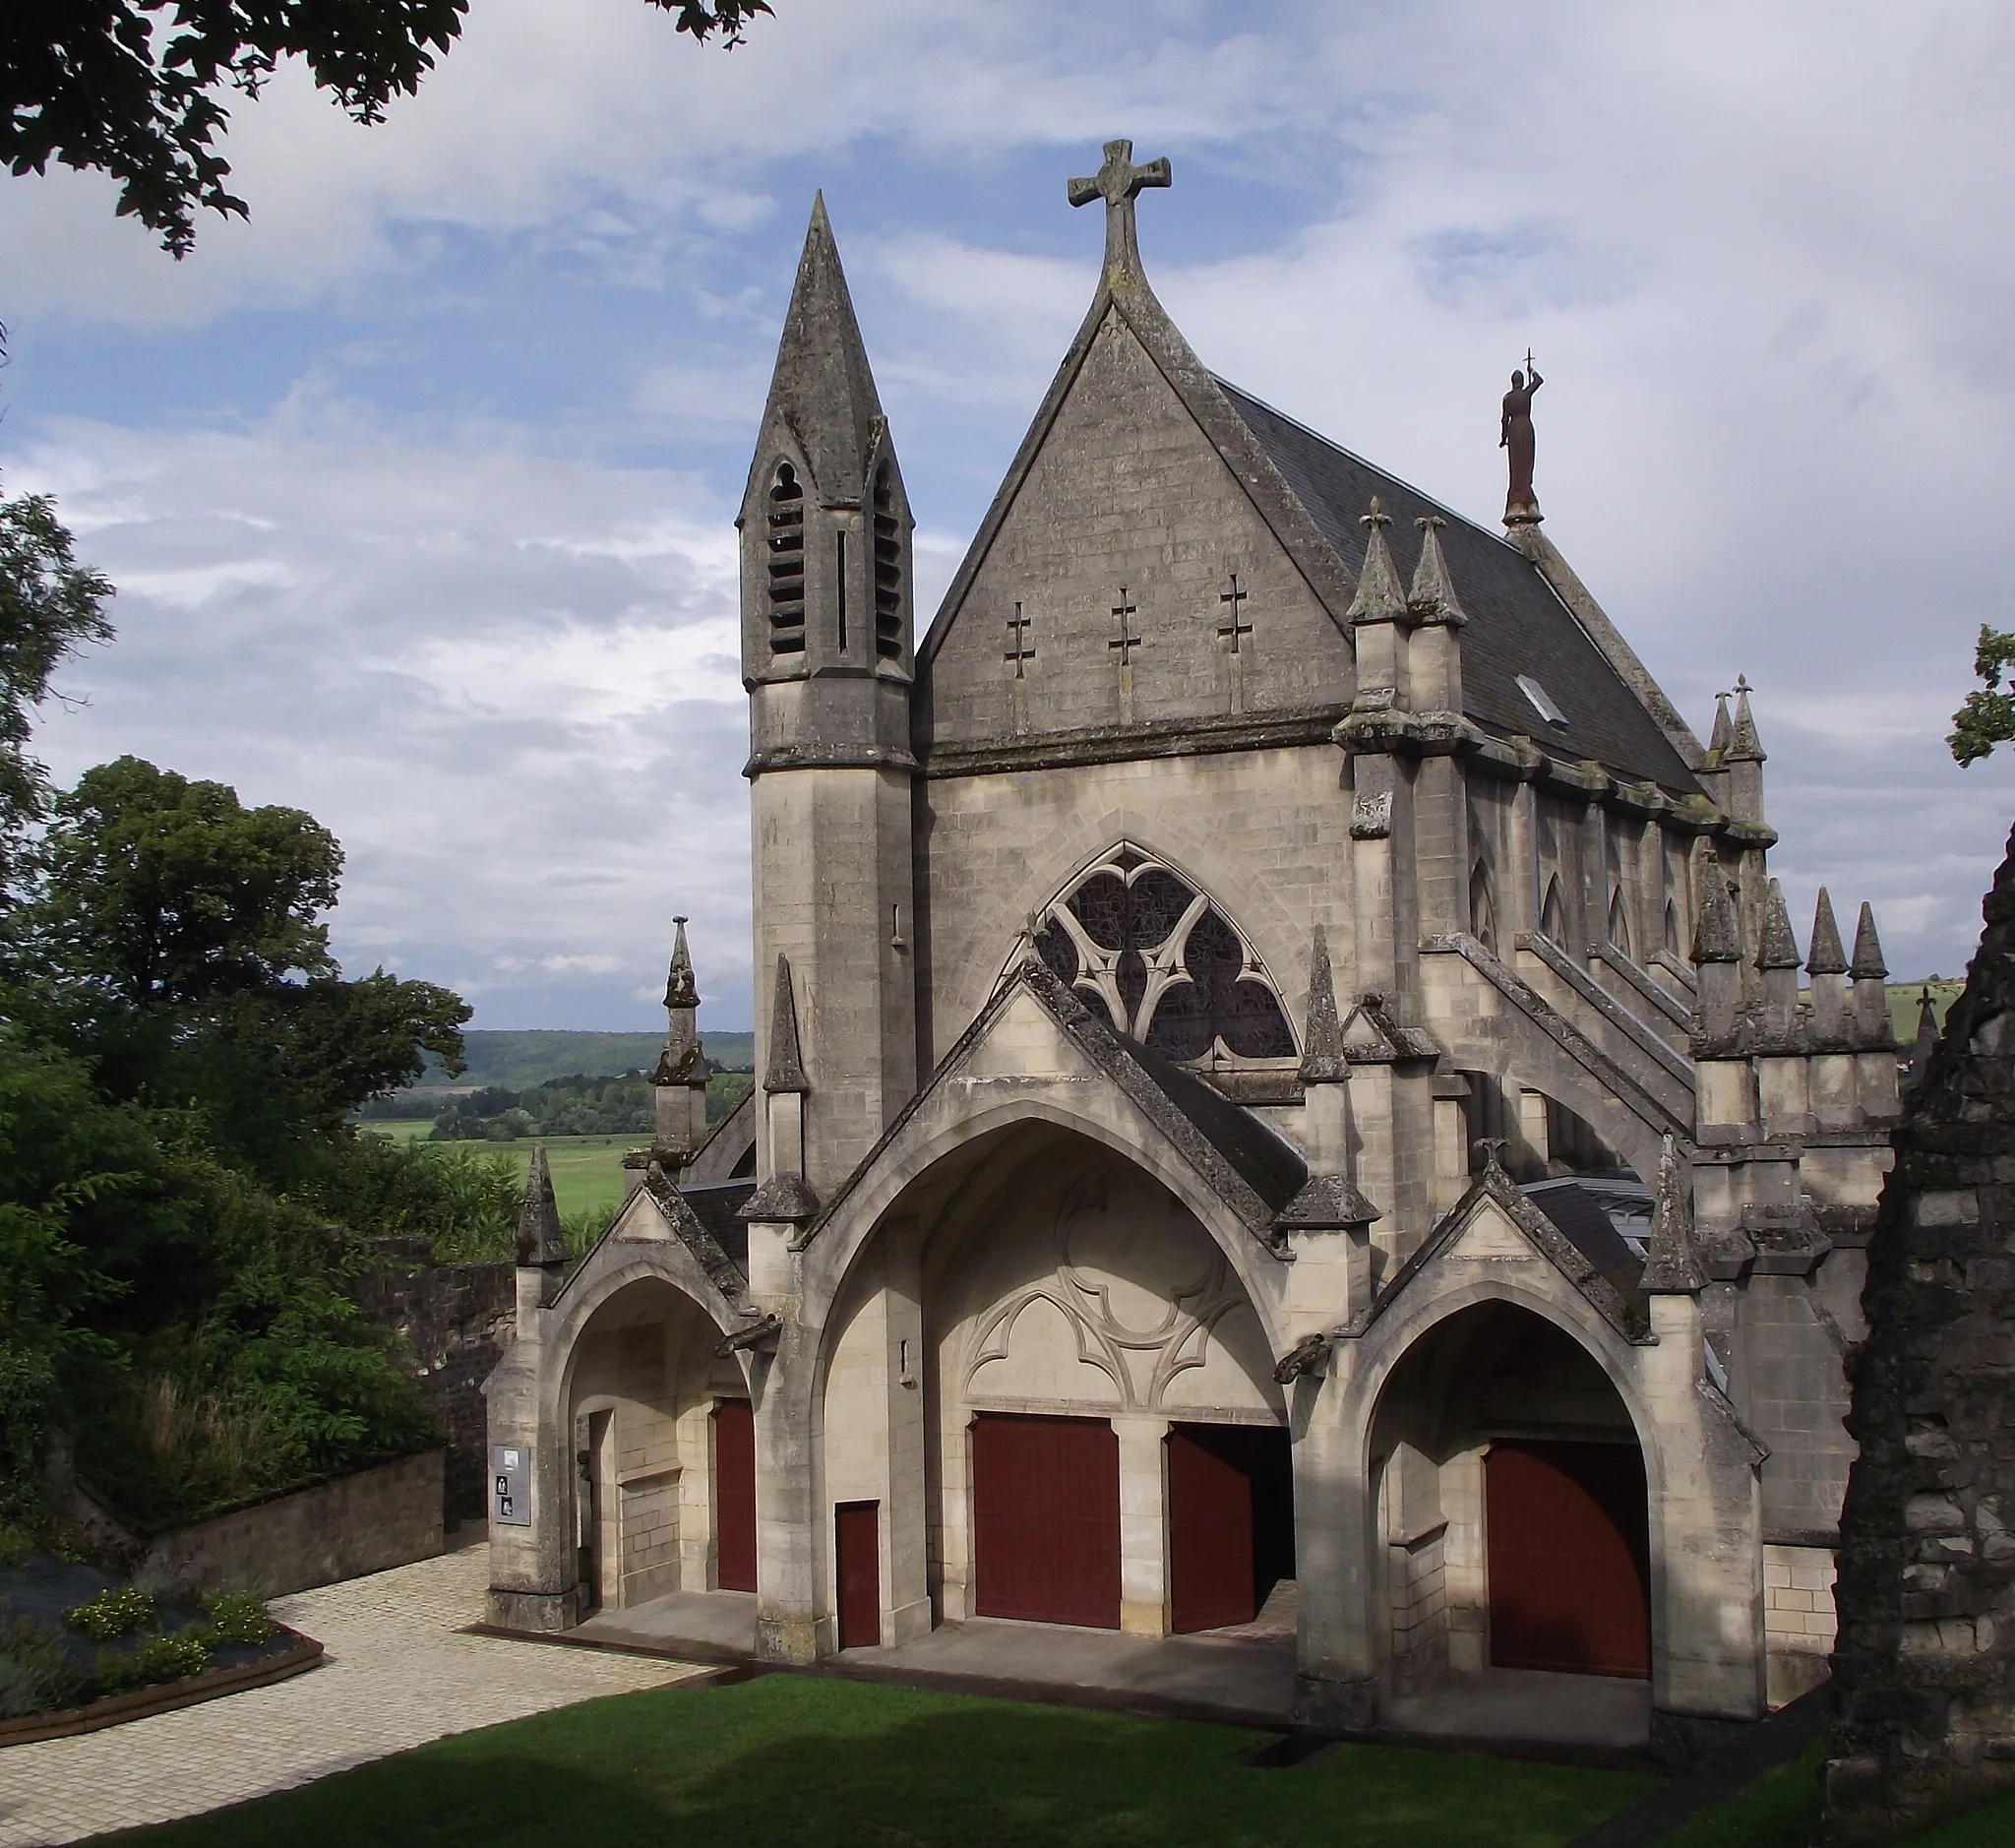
[
  {"left": 103, "top": 1676, "right": 1649, "bottom": 1848},
  {"left": 363, "top": 1126, "right": 634, "bottom": 1219}
]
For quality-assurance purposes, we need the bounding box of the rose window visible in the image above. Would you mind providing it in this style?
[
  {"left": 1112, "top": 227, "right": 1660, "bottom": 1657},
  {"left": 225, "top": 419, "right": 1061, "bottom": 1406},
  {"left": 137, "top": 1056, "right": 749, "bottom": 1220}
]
[{"left": 1029, "top": 844, "right": 1297, "bottom": 1068}]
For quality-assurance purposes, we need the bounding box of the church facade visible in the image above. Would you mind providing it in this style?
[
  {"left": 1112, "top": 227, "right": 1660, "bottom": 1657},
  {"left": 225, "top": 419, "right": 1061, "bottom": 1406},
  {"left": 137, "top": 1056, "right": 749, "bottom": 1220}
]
[{"left": 484, "top": 144, "right": 1899, "bottom": 1746}]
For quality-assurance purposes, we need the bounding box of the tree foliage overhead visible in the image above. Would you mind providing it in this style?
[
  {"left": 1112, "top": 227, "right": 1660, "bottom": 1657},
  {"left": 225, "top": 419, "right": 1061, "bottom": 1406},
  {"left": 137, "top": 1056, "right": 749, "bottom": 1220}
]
[
  {"left": 2, "top": 0, "right": 775, "bottom": 257},
  {"left": 1949, "top": 624, "right": 2015, "bottom": 768}
]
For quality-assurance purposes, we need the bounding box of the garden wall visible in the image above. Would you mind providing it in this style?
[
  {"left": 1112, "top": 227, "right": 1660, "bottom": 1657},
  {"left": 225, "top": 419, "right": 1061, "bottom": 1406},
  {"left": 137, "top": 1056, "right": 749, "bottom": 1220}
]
[{"left": 132, "top": 1449, "right": 445, "bottom": 1600}]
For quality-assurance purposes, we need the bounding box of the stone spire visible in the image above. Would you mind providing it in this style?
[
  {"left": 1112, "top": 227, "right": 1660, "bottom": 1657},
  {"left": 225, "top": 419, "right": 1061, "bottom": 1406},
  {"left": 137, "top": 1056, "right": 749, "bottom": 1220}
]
[
  {"left": 1641, "top": 1133, "right": 1706, "bottom": 1294},
  {"left": 1905, "top": 988, "right": 1941, "bottom": 1088},
  {"left": 764, "top": 953, "right": 810, "bottom": 1094},
  {"left": 653, "top": 915, "right": 709, "bottom": 1162},
  {"left": 515, "top": 1145, "right": 567, "bottom": 1268},
  {"left": 1707, "top": 690, "right": 1735, "bottom": 758},
  {"left": 663, "top": 916, "right": 699, "bottom": 1011},
  {"left": 1300, "top": 925, "right": 1349, "bottom": 1084},
  {"left": 1692, "top": 860, "right": 1745, "bottom": 1045},
  {"left": 1406, "top": 515, "right": 1468, "bottom": 627},
  {"left": 1757, "top": 879, "right": 1801, "bottom": 970},
  {"left": 1851, "top": 902, "right": 1895, "bottom": 1055},
  {"left": 1346, "top": 499, "right": 1408, "bottom": 626},
  {"left": 1807, "top": 888, "right": 1849, "bottom": 976},
  {"left": 1727, "top": 676, "right": 1766, "bottom": 762},
  {"left": 1692, "top": 866, "right": 1742, "bottom": 964},
  {"left": 1851, "top": 902, "right": 1887, "bottom": 980},
  {"left": 754, "top": 193, "right": 885, "bottom": 505}
]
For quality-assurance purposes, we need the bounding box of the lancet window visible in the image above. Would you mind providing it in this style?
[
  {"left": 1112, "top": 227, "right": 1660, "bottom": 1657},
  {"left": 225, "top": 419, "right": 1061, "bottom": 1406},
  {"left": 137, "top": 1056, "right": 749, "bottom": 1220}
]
[
  {"left": 766, "top": 463, "right": 807, "bottom": 654},
  {"left": 1029, "top": 845, "right": 1297, "bottom": 1076},
  {"left": 1469, "top": 858, "right": 1497, "bottom": 955},
  {"left": 872, "top": 465, "right": 902, "bottom": 660}
]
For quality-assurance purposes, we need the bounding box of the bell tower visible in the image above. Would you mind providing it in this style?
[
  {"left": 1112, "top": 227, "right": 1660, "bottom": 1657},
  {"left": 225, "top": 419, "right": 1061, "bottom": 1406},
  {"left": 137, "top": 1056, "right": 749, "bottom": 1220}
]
[{"left": 738, "top": 195, "right": 918, "bottom": 1203}]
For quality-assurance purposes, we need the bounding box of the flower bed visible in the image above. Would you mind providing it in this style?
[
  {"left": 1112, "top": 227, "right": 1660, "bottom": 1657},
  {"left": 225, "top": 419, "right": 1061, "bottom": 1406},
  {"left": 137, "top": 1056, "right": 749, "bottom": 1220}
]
[{"left": 0, "top": 1554, "right": 321, "bottom": 1745}]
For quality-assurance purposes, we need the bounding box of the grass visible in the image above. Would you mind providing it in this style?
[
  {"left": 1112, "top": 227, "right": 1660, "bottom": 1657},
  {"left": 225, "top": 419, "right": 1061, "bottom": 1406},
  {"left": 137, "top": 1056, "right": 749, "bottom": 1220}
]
[
  {"left": 103, "top": 1675, "right": 1649, "bottom": 1848},
  {"left": 361, "top": 1127, "right": 634, "bottom": 1221}
]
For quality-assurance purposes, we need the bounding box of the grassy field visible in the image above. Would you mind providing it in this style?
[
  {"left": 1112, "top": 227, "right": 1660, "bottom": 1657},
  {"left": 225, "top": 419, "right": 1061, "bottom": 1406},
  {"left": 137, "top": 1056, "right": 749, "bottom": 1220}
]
[
  {"left": 364, "top": 1126, "right": 633, "bottom": 1221},
  {"left": 108, "top": 1676, "right": 1648, "bottom": 1848},
  {"left": 104, "top": 1679, "right": 2015, "bottom": 1848}
]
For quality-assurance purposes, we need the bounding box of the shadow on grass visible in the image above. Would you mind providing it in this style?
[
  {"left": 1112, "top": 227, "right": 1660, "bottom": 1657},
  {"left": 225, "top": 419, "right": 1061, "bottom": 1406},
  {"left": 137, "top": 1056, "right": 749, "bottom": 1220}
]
[{"left": 99, "top": 1676, "right": 1649, "bottom": 1848}]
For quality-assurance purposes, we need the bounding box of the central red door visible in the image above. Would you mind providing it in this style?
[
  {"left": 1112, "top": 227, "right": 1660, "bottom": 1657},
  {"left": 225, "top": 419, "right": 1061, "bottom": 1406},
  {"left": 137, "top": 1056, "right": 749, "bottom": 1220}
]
[
  {"left": 970, "top": 1413, "right": 1121, "bottom": 1628},
  {"left": 712, "top": 1398, "right": 758, "bottom": 1593},
  {"left": 835, "top": 1502, "right": 880, "bottom": 1648},
  {"left": 1168, "top": 1426, "right": 1256, "bottom": 1632},
  {"left": 1486, "top": 1440, "right": 1650, "bottom": 1678}
]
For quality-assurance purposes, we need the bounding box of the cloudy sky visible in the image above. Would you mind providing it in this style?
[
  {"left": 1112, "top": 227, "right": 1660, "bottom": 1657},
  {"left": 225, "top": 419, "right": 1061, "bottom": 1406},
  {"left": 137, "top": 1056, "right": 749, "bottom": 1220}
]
[{"left": 4, "top": 0, "right": 2010, "bottom": 1029}]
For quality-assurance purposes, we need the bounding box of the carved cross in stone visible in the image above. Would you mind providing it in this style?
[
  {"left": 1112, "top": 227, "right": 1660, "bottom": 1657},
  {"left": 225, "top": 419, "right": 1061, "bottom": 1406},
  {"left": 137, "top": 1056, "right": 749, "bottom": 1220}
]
[
  {"left": 1068, "top": 139, "right": 1172, "bottom": 278},
  {"left": 1109, "top": 587, "right": 1142, "bottom": 724},
  {"left": 1216, "top": 574, "right": 1252, "bottom": 654},
  {"left": 1005, "top": 603, "right": 1034, "bottom": 678}
]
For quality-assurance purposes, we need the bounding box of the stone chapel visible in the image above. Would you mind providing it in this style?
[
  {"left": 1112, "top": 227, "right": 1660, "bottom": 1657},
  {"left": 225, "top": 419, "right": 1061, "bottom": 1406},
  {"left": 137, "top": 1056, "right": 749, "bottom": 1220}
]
[{"left": 484, "top": 142, "right": 1901, "bottom": 1751}]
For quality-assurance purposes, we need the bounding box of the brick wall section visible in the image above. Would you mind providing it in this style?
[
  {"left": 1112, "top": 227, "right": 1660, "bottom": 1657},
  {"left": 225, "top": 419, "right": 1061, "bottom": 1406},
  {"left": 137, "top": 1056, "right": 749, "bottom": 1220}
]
[
  {"left": 1824, "top": 823, "right": 2015, "bottom": 1843},
  {"left": 355, "top": 1261, "right": 516, "bottom": 1523}
]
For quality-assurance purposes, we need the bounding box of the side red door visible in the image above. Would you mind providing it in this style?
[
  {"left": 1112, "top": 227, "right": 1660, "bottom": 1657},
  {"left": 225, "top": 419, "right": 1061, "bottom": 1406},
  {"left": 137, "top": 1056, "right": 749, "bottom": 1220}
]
[
  {"left": 970, "top": 1413, "right": 1121, "bottom": 1628},
  {"left": 1486, "top": 1440, "right": 1650, "bottom": 1678},
  {"left": 1167, "top": 1425, "right": 1256, "bottom": 1633},
  {"left": 712, "top": 1398, "right": 758, "bottom": 1593},
  {"left": 835, "top": 1502, "right": 881, "bottom": 1649}
]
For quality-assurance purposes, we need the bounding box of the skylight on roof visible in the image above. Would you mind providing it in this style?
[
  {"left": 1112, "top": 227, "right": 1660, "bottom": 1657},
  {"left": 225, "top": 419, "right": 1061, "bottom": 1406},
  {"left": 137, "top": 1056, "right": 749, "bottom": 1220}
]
[{"left": 1516, "top": 674, "right": 1568, "bottom": 727}]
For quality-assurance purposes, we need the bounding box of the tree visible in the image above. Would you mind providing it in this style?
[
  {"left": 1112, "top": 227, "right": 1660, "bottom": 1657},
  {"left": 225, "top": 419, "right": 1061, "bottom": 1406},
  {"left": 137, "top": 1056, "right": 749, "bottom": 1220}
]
[
  {"left": 1949, "top": 625, "right": 2015, "bottom": 767},
  {"left": 0, "top": 476, "right": 113, "bottom": 890},
  {"left": 2, "top": 0, "right": 774, "bottom": 258}
]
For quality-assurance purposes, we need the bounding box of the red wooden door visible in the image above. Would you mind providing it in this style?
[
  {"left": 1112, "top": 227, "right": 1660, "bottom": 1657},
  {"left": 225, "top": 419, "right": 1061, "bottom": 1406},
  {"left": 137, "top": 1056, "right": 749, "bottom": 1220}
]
[
  {"left": 835, "top": 1502, "right": 881, "bottom": 1649},
  {"left": 1486, "top": 1441, "right": 1650, "bottom": 1678},
  {"left": 712, "top": 1398, "right": 758, "bottom": 1593},
  {"left": 971, "top": 1413, "right": 1121, "bottom": 1628},
  {"left": 1168, "top": 1425, "right": 1256, "bottom": 1632}
]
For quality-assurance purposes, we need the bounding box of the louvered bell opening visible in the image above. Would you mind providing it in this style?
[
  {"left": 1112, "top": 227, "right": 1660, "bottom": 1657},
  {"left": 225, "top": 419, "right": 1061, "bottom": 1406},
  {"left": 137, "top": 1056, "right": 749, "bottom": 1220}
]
[
  {"left": 872, "top": 470, "right": 902, "bottom": 660},
  {"left": 767, "top": 465, "right": 806, "bottom": 654}
]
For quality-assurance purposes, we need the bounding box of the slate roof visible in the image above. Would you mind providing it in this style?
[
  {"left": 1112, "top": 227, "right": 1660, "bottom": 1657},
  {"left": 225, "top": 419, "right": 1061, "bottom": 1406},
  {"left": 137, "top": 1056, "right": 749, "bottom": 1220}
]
[
  {"left": 1216, "top": 382, "right": 1702, "bottom": 797},
  {"left": 681, "top": 1180, "right": 756, "bottom": 1271}
]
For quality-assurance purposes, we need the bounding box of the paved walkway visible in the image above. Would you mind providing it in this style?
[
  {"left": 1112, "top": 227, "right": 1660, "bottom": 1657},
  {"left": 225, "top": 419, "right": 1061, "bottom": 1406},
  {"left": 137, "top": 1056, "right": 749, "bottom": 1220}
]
[{"left": 0, "top": 1535, "right": 706, "bottom": 1847}]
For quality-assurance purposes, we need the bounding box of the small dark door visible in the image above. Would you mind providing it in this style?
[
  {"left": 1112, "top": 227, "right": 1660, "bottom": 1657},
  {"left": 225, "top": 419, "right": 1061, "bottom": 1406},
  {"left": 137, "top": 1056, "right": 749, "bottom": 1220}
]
[
  {"left": 835, "top": 1502, "right": 881, "bottom": 1649},
  {"left": 712, "top": 1398, "right": 758, "bottom": 1593},
  {"left": 1486, "top": 1440, "right": 1650, "bottom": 1678},
  {"left": 971, "top": 1413, "right": 1121, "bottom": 1628}
]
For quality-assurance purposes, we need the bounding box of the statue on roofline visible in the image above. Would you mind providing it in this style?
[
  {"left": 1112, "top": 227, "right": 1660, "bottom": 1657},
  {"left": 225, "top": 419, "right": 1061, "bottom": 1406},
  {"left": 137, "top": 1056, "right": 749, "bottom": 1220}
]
[{"left": 1501, "top": 355, "right": 1543, "bottom": 524}]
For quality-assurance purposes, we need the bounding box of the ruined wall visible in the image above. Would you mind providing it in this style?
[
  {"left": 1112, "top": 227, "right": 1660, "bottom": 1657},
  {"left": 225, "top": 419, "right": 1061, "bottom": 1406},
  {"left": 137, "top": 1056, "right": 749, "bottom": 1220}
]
[{"left": 1826, "top": 824, "right": 2015, "bottom": 1843}]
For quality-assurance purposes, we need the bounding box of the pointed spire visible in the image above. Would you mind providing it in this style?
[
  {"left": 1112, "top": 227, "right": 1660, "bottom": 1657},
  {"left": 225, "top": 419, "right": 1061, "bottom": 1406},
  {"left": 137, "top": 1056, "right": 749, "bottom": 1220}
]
[
  {"left": 1756, "top": 879, "right": 1801, "bottom": 970},
  {"left": 1406, "top": 514, "right": 1468, "bottom": 627},
  {"left": 1641, "top": 1133, "right": 1707, "bottom": 1294},
  {"left": 755, "top": 194, "right": 885, "bottom": 503},
  {"left": 1806, "top": 888, "right": 1849, "bottom": 976},
  {"left": 663, "top": 915, "right": 699, "bottom": 1011},
  {"left": 515, "top": 1145, "right": 567, "bottom": 1267},
  {"left": 1301, "top": 926, "right": 1349, "bottom": 1082},
  {"left": 1707, "top": 691, "right": 1734, "bottom": 758},
  {"left": 1346, "top": 499, "right": 1408, "bottom": 625},
  {"left": 1692, "top": 868, "right": 1742, "bottom": 964},
  {"left": 763, "top": 953, "right": 810, "bottom": 1094},
  {"left": 1727, "top": 675, "right": 1766, "bottom": 762},
  {"left": 1851, "top": 902, "right": 1888, "bottom": 980},
  {"left": 1907, "top": 987, "right": 1941, "bottom": 1083}
]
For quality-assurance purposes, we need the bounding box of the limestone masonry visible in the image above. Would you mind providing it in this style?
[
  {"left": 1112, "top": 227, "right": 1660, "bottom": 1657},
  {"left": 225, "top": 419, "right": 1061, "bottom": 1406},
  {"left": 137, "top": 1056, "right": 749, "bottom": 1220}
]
[{"left": 484, "top": 143, "right": 1904, "bottom": 1756}]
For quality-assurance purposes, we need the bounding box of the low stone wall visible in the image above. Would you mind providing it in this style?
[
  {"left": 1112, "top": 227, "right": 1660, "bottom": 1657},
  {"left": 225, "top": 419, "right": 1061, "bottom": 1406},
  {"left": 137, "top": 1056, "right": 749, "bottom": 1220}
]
[
  {"left": 132, "top": 1449, "right": 445, "bottom": 1600},
  {"left": 356, "top": 1260, "right": 516, "bottom": 1522}
]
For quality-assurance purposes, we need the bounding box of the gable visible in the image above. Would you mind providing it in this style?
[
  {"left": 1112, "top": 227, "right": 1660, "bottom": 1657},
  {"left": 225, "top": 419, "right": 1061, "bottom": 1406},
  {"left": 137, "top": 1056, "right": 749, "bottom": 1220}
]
[{"left": 919, "top": 306, "right": 1353, "bottom": 746}]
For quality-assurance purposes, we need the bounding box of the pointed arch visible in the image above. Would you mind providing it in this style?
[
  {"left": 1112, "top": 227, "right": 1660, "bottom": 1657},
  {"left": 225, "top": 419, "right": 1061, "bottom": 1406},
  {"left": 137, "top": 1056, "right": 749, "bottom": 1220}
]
[
  {"left": 1540, "top": 874, "right": 1567, "bottom": 946},
  {"left": 1608, "top": 887, "right": 1631, "bottom": 957},
  {"left": 1469, "top": 858, "right": 1497, "bottom": 955},
  {"left": 1664, "top": 898, "right": 1681, "bottom": 957}
]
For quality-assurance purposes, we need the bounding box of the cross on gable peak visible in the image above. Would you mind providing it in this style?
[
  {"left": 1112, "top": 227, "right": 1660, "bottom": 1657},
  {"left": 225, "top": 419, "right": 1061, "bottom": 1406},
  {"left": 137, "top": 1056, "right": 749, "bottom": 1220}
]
[{"left": 1068, "top": 138, "right": 1172, "bottom": 283}]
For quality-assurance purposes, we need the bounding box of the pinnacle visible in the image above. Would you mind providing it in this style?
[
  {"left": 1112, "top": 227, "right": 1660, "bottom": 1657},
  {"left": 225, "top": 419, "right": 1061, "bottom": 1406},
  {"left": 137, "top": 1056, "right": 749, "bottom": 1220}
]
[
  {"left": 1692, "top": 868, "right": 1742, "bottom": 964},
  {"left": 1851, "top": 902, "right": 1888, "bottom": 980},
  {"left": 1807, "top": 888, "right": 1849, "bottom": 976},
  {"left": 1757, "top": 878, "right": 1801, "bottom": 971},
  {"left": 764, "top": 953, "right": 810, "bottom": 1093},
  {"left": 754, "top": 194, "right": 885, "bottom": 503},
  {"left": 664, "top": 915, "right": 699, "bottom": 1011},
  {"left": 1707, "top": 691, "right": 1734, "bottom": 759},
  {"left": 1641, "top": 1134, "right": 1707, "bottom": 1294},
  {"left": 515, "top": 1144, "right": 567, "bottom": 1267},
  {"left": 1301, "top": 925, "right": 1348, "bottom": 1082},
  {"left": 1347, "top": 498, "right": 1408, "bottom": 625},
  {"left": 1727, "top": 676, "right": 1766, "bottom": 762},
  {"left": 1406, "top": 514, "right": 1468, "bottom": 627}
]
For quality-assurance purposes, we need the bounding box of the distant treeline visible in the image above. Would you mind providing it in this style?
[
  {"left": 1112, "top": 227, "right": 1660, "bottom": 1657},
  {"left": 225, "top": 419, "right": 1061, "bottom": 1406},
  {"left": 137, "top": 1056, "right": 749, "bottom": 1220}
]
[
  {"left": 365, "top": 1071, "right": 755, "bottom": 1140},
  {"left": 410, "top": 1029, "right": 756, "bottom": 1091}
]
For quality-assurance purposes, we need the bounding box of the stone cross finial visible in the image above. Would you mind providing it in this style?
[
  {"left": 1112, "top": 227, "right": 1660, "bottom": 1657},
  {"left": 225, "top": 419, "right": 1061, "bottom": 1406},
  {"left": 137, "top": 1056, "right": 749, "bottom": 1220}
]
[{"left": 1068, "top": 139, "right": 1172, "bottom": 280}]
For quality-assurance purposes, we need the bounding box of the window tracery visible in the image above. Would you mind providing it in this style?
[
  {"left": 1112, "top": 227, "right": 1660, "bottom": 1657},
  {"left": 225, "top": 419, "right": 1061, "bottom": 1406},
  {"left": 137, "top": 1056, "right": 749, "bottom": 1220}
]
[{"left": 1029, "top": 844, "right": 1297, "bottom": 1071}]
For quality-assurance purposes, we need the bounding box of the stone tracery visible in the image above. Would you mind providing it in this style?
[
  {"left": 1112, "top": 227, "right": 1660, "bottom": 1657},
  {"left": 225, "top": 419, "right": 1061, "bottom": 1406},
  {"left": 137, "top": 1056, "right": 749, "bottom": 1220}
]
[{"left": 1029, "top": 842, "right": 1297, "bottom": 1065}]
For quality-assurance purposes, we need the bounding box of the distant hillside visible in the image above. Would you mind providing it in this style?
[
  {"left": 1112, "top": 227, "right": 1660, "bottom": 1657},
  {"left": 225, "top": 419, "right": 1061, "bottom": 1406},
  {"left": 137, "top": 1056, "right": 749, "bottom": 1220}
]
[{"left": 419, "top": 1028, "right": 755, "bottom": 1089}]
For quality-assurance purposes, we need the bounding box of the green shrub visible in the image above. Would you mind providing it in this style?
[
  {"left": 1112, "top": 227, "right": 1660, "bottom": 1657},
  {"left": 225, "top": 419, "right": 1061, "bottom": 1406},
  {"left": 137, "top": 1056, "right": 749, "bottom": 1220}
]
[
  {"left": 63, "top": 1583, "right": 153, "bottom": 1639},
  {"left": 0, "top": 1522, "right": 31, "bottom": 1571},
  {"left": 195, "top": 1590, "right": 273, "bottom": 1647},
  {"left": 92, "top": 1629, "right": 210, "bottom": 1694},
  {"left": 0, "top": 1615, "right": 81, "bottom": 1714}
]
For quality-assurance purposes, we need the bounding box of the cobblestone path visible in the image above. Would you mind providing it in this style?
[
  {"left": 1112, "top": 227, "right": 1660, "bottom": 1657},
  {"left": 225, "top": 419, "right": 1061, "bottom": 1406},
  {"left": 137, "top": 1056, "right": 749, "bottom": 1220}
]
[{"left": 0, "top": 1536, "right": 703, "bottom": 1846}]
